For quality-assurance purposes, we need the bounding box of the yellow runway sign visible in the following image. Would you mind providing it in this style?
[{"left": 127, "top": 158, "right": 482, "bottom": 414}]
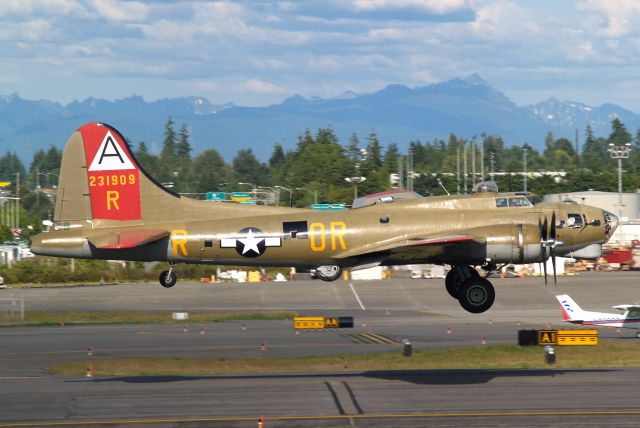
[
  {"left": 294, "top": 317, "right": 354, "bottom": 329},
  {"left": 537, "top": 329, "right": 598, "bottom": 346}
]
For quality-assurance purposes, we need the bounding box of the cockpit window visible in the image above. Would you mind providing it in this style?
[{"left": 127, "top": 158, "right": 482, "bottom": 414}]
[
  {"left": 567, "top": 213, "right": 583, "bottom": 228},
  {"left": 527, "top": 195, "right": 542, "bottom": 205},
  {"left": 508, "top": 197, "right": 531, "bottom": 207},
  {"left": 628, "top": 308, "right": 640, "bottom": 317},
  {"left": 496, "top": 196, "right": 536, "bottom": 208}
]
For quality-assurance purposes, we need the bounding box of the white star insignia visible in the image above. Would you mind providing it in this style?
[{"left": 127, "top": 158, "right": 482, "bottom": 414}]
[{"left": 239, "top": 228, "right": 263, "bottom": 255}]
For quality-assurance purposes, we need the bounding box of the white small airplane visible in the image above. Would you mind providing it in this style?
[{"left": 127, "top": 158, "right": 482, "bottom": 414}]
[{"left": 556, "top": 294, "right": 640, "bottom": 338}]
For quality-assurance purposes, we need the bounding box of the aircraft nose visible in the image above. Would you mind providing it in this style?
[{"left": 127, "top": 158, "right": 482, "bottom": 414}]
[{"left": 603, "top": 210, "right": 619, "bottom": 240}]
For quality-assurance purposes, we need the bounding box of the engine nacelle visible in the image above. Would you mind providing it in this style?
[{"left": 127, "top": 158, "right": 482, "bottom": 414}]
[{"left": 484, "top": 224, "right": 542, "bottom": 264}]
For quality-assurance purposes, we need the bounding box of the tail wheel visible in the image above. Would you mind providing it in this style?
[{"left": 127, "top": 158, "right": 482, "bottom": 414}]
[
  {"left": 159, "top": 270, "right": 177, "bottom": 288},
  {"left": 315, "top": 265, "right": 343, "bottom": 282},
  {"left": 458, "top": 277, "right": 495, "bottom": 314},
  {"left": 445, "top": 266, "right": 480, "bottom": 299}
]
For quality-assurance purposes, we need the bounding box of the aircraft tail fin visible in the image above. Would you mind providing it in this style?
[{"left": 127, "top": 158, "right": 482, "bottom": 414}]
[
  {"left": 54, "top": 122, "right": 178, "bottom": 225},
  {"left": 555, "top": 294, "right": 585, "bottom": 322}
]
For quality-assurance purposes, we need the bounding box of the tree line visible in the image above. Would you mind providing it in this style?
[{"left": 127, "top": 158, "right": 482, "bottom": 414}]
[{"left": 1, "top": 117, "right": 640, "bottom": 240}]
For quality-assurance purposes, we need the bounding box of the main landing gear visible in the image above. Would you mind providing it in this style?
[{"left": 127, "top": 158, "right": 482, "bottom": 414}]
[
  {"left": 159, "top": 264, "right": 177, "bottom": 288},
  {"left": 445, "top": 265, "right": 495, "bottom": 314},
  {"left": 315, "top": 265, "right": 343, "bottom": 282}
]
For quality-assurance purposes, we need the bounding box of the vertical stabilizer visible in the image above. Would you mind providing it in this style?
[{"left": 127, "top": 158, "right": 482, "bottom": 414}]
[
  {"left": 555, "top": 294, "right": 585, "bottom": 321},
  {"left": 53, "top": 122, "right": 179, "bottom": 226}
]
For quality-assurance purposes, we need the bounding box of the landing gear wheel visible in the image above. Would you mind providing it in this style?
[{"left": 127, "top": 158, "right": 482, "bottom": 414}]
[
  {"left": 458, "top": 277, "right": 495, "bottom": 314},
  {"left": 636, "top": 331, "right": 640, "bottom": 339},
  {"left": 445, "top": 266, "right": 480, "bottom": 299},
  {"left": 315, "top": 265, "right": 343, "bottom": 282},
  {"left": 159, "top": 270, "right": 177, "bottom": 288}
]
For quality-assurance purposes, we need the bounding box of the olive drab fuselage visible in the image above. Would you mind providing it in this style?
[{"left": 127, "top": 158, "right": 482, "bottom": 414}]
[{"left": 30, "top": 122, "right": 619, "bottom": 314}]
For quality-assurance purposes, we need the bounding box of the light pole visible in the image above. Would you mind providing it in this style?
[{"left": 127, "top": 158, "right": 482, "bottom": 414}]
[
  {"left": 522, "top": 145, "right": 528, "bottom": 193},
  {"left": 608, "top": 142, "right": 632, "bottom": 222},
  {"left": 345, "top": 176, "right": 366, "bottom": 200},
  {"left": 490, "top": 152, "right": 495, "bottom": 182},
  {"left": 274, "top": 185, "right": 293, "bottom": 207},
  {"left": 295, "top": 187, "right": 318, "bottom": 204},
  {"left": 238, "top": 182, "right": 257, "bottom": 200}
]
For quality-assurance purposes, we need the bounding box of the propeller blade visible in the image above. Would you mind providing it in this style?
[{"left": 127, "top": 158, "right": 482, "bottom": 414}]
[
  {"left": 551, "top": 245, "right": 557, "bottom": 285},
  {"left": 542, "top": 216, "right": 548, "bottom": 242},
  {"left": 543, "top": 253, "right": 548, "bottom": 286},
  {"left": 551, "top": 211, "right": 557, "bottom": 285}
]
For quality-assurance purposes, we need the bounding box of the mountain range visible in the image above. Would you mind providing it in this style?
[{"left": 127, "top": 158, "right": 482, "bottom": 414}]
[{"left": 2, "top": 73, "right": 639, "bottom": 163}]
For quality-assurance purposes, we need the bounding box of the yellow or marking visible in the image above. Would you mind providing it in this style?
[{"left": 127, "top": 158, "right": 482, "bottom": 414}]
[
  {"left": 309, "top": 222, "right": 326, "bottom": 251},
  {"left": 537, "top": 330, "right": 557, "bottom": 344},
  {"left": 330, "top": 221, "right": 347, "bottom": 250},
  {"left": 171, "top": 229, "right": 189, "bottom": 257},
  {"left": 106, "top": 190, "right": 120, "bottom": 210},
  {"left": 310, "top": 221, "right": 347, "bottom": 252},
  {"left": 5, "top": 411, "right": 640, "bottom": 427}
]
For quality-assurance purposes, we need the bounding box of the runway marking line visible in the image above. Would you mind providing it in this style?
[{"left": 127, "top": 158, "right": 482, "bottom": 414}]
[
  {"left": 5, "top": 410, "right": 640, "bottom": 427},
  {"left": 348, "top": 282, "right": 366, "bottom": 311},
  {"left": 347, "top": 333, "right": 397, "bottom": 345}
]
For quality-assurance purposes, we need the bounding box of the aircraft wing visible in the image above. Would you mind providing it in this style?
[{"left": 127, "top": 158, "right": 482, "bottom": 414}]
[
  {"left": 87, "top": 229, "right": 170, "bottom": 249},
  {"left": 336, "top": 233, "right": 482, "bottom": 262},
  {"left": 613, "top": 305, "right": 640, "bottom": 311}
]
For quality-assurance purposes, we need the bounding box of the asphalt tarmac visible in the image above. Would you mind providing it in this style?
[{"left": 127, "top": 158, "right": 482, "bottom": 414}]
[{"left": 2, "top": 272, "right": 640, "bottom": 427}]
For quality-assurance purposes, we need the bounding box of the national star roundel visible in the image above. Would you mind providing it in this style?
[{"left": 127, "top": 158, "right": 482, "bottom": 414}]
[
  {"left": 236, "top": 227, "right": 266, "bottom": 258},
  {"left": 220, "top": 227, "right": 282, "bottom": 258}
]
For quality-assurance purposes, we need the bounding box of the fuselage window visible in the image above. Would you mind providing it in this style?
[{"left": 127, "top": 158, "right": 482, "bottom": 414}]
[
  {"left": 508, "top": 197, "right": 531, "bottom": 207},
  {"left": 567, "top": 213, "right": 583, "bottom": 228},
  {"left": 496, "top": 198, "right": 508, "bottom": 207}
]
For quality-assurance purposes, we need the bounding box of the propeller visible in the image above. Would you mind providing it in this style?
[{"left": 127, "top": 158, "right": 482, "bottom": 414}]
[
  {"left": 539, "top": 211, "right": 564, "bottom": 286},
  {"left": 551, "top": 211, "right": 557, "bottom": 285},
  {"left": 540, "top": 216, "right": 548, "bottom": 285}
]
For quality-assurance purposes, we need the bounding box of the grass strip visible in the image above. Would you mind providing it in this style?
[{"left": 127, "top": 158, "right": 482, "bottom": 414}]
[
  {"left": 48, "top": 342, "right": 640, "bottom": 376},
  {"left": 0, "top": 311, "right": 295, "bottom": 327}
]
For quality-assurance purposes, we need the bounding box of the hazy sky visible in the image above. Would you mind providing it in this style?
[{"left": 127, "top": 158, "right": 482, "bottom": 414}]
[{"left": 2, "top": 0, "right": 639, "bottom": 110}]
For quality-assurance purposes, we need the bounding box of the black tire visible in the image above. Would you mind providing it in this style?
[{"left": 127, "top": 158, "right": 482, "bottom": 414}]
[
  {"left": 445, "top": 266, "right": 480, "bottom": 299},
  {"left": 159, "top": 270, "right": 177, "bottom": 288},
  {"left": 636, "top": 331, "right": 640, "bottom": 339},
  {"left": 458, "top": 277, "right": 495, "bottom": 314},
  {"left": 315, "top": 265, "right": 343, "bottom": 282}
]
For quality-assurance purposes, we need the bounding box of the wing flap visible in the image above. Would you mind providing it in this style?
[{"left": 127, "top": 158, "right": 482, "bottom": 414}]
[
  {"left": 88, "top": 229, "right": 170, "bottom": 249},
  {"left": 337, "top": 234, "right": 480, "bottom": 260}
]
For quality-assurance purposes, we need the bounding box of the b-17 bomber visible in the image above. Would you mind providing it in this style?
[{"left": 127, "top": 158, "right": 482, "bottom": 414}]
[{"left": 31, "top": 122, "right": 618, "bottom": 314}]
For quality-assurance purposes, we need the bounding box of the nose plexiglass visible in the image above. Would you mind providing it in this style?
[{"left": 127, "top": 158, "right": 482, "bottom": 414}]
[{"left": 603, "top": 210, "right": 619, "bottom": 240}]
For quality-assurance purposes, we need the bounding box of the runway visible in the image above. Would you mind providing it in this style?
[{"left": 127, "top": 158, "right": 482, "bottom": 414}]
[{"left": 2, "top": 272, "right": 640, "bottom": 427}]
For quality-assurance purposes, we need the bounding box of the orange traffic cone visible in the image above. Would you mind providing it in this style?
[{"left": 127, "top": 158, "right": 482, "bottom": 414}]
[
  {"left": 481, "top": 336, "right": 487, "bottom": 345},
  {"left": 447, "top": 325, "right": 452, "bottom": 334},
  {"left": 200, "top": 322, "right": 205, "bottom": 335},
  {"left": 258, "top": 415, "right": 265, "bottom": 428},
  {"left": 86, "top": 363, "right": 93, "bottom": 378},
  {"left": 261, "top": 342, "right": 267, "bottom": 351}
]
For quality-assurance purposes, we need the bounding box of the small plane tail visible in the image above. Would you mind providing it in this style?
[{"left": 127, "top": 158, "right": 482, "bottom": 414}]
[
  {"left": 53, "top": 122, "right": 178, "bottom": 225},
  {"left": 555, "top": 294, "right": 586, "bottom": 322}
]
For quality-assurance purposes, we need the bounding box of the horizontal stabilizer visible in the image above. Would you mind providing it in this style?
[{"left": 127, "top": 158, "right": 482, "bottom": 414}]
[{"left": 88, "top": 229, "right": 170, "bottom": 249}]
